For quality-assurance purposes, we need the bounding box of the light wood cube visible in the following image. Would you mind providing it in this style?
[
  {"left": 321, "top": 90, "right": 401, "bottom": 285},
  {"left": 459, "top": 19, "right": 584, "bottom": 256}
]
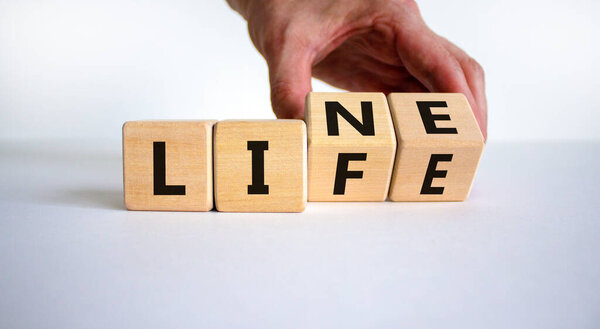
[
  {"left": 305, "top": 92, "right": 396, "bottom": 201},
  {"left": 123, "top": 120, "right": 215, "bottom": 211},
  {"left": 387, "top": 93, "right": 485, "bottom": 201},
  {"left": 213, "top": 120, "right": 307, "bottom": 212}
]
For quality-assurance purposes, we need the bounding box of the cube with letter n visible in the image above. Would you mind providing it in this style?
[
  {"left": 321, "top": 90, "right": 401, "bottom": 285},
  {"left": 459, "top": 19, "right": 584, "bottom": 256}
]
[{"left": 305, "top": 92, "right": 396, "bottom": 201}]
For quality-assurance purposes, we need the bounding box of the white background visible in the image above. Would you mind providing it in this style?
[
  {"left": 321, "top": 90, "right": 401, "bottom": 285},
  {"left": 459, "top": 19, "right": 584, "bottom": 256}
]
[
  {"left": 1, "top": 140, "right": 599, "bottom": 329},
  {"left": 1, "top": 0, "right": 599, "bottom": 141},
  {"left": 1, "top": 2, "right": 600, "bottom": 328}
]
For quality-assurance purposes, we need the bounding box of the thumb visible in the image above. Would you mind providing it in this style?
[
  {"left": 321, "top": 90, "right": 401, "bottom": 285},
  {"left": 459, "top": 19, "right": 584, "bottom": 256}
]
[{"left": 267, "top": 43, "right": 313, "bottom": 119}]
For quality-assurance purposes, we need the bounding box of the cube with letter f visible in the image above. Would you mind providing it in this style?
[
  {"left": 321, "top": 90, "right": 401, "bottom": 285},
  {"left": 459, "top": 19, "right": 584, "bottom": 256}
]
[
  {"left": 387, "top": 93, "right": 485, "bottom": 201},
  {"left": 305, "top": 92, "right": 396, "bottom": 201}
]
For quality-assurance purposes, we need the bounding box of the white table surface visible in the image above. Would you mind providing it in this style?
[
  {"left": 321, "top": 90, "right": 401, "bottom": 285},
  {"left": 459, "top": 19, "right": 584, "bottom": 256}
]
[{"left": 1, "top": 139, "right": 599, "bottom": 329}]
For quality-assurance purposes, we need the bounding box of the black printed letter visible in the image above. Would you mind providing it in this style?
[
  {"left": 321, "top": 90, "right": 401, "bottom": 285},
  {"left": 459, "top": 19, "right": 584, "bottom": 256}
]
[
  {"left": 247, "top": 141, "right": 269, "bottom": 194},
  {"left": 420, "top": 154, "right": 453, "bottom": 195},
  {"left": 417, "top": 101, "right": 458, "bottom": 134},
  {"left": 153, "top": 141, "right": 186, "bottom": 195},
  {"left": 334, "top": 153, "right": 367, "bottom": 195},
  {"left": 325, "top": 101, "right": 375, "bottom": 136}
]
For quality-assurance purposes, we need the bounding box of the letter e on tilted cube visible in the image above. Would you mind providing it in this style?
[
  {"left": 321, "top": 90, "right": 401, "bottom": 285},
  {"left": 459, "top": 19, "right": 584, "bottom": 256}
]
[{"left": 387, "top": 93, "right": 485, "bottom": 201}]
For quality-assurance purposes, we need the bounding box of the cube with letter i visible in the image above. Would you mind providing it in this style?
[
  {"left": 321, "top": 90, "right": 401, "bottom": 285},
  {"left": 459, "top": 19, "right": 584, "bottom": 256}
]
[{"left": 213, "top": 120, "right": 307, "bottom": 212}]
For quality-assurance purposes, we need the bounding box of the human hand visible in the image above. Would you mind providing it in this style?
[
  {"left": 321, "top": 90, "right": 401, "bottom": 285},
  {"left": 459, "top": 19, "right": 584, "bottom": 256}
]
[{"left": 227, "top": 0, "right": 487, "bottom": 139}]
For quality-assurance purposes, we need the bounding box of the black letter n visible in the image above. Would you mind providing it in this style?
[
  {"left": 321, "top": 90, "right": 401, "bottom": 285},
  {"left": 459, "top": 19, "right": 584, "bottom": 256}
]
[{"left": 325, "top": 101, "right": 375, "bottom": 136}]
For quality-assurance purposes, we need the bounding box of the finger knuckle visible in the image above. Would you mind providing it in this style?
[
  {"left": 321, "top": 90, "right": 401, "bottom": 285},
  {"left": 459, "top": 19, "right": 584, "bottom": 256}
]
[
  {"left": 270, "top": 80, "right": 295, "bottom": 103},
  {"left": 387, "top": 0, "right": 419, "bottom": 16},
  {"left": 422, "top": 52, "right": 463, "bottom": 83},
  {"left": 465, "top": 57, "right": 485, "bottom": 78},
  {"left": 263, "top": 21, "right": 308, "bottom": 60}
]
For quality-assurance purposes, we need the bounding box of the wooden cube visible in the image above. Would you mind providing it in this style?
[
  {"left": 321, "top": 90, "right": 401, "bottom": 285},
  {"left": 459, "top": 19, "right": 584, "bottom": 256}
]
[
  {"left": 213, "top": 120, "right": 307, "bottom": 212},
  {"left": 387, "top": 93, "right": 485, "bottom": 201},
  {"left": 305, "top": 92, "right": 396, "bottom": 201},
  {"left": 123, "top": 120, "right": 215, "bottom": 211}
]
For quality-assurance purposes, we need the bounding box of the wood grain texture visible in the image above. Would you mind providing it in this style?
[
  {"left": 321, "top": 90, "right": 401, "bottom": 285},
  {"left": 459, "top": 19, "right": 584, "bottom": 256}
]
[
  {"left": 387, "top": 93, "right": 485, "bottom": 201},
  {"left": 213, "top": 120, "right": 307, "bottom": 212},
  {"left": 305, "top": 92, "right": 396, "bottom": 201},
  {"left": 123, "top": 120, "right": 215, "bottom": 211}
]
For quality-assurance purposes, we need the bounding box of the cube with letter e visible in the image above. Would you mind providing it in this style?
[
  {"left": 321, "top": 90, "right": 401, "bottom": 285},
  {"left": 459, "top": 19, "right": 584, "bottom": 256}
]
[{"left": 387, "top": 93, "right": 485, "bottom": 201}]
